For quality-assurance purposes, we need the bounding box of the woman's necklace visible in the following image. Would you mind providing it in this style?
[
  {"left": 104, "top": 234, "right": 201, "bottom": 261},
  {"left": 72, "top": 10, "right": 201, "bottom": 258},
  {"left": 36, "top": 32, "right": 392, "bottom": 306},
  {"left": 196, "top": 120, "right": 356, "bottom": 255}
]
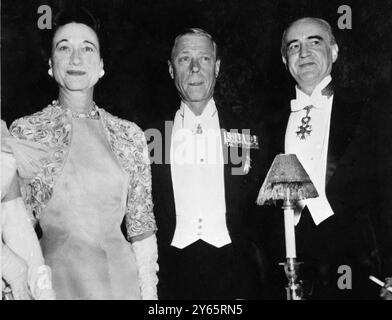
[{"left": 53, "top": 100, "right": 100, "bottom": 120}]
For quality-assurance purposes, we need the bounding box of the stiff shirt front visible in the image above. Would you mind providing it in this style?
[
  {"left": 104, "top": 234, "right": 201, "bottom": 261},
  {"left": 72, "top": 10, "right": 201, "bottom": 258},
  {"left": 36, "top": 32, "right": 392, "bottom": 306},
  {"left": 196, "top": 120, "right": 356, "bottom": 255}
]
[
  {"left": 170, "top": 99, "right": 231, "bottom": 249},
  {"left": 285, "top": 75, "right": 335, "bottom": 225}
]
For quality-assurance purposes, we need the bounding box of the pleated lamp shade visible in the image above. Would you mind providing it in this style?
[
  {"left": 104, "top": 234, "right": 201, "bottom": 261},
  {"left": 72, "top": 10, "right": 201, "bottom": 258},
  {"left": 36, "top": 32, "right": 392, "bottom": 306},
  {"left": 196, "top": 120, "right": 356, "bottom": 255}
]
[{"left": 256, "top": 154, "right": 319, "bottom": 205}]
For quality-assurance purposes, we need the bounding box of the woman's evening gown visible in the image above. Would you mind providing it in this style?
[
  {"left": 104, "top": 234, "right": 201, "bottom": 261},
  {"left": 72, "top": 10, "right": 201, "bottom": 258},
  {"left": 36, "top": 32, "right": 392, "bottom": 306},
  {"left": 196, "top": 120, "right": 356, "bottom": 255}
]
[{"left": 39, "top": 118, "right": 140, "bottom": 300}]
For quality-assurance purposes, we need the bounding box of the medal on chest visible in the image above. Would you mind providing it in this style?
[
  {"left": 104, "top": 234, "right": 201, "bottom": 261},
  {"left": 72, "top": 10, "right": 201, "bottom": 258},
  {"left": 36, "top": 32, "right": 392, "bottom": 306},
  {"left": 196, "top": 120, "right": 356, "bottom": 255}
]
[{"left": 296, "top": 105, "right": 313, "bottom": 140}]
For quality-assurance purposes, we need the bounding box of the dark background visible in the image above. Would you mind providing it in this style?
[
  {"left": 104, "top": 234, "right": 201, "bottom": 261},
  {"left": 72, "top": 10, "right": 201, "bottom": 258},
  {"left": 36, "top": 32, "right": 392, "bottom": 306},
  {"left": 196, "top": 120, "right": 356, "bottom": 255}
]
[{"left": 1, "top": 0, "right": 392, "bottom": 129}]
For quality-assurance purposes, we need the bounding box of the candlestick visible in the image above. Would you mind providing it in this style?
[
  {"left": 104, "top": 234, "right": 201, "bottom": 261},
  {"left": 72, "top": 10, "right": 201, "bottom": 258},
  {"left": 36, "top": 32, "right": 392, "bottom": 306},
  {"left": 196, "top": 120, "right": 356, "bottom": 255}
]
[
  {"left": 256, "top": 154, "right": 318, "bottom": 300},
  {"left": 280, "top": 258, "right": 303, "bottom": 300}
]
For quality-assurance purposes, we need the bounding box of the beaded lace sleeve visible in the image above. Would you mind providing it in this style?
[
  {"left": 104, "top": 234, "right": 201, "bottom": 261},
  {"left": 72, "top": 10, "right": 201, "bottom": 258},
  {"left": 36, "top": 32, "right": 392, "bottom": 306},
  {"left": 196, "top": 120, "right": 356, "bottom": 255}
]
[{"left": 124, "top": 127, "right": 157, "bottom": 239}]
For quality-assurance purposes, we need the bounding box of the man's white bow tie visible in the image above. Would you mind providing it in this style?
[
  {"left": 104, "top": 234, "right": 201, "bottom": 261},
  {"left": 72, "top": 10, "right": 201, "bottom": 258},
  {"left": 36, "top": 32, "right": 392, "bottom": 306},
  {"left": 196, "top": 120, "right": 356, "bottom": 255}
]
[{"left": 290, "top": 94, "right": 329, "bottom": 112}]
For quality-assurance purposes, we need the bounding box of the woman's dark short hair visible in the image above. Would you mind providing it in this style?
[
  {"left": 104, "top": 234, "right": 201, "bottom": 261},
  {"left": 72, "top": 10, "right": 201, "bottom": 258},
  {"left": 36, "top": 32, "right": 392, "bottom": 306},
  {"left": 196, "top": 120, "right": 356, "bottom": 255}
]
[{"left": 42, "top": 6, "right": 105, "bottom": 59}]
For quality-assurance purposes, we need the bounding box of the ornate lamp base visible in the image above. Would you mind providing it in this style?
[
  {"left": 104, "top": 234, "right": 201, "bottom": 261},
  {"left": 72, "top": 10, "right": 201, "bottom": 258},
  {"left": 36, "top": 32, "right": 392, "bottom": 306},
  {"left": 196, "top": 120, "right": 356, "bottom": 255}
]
[{"left": 279, "top": 257, "right": 304, "bottom": 300}]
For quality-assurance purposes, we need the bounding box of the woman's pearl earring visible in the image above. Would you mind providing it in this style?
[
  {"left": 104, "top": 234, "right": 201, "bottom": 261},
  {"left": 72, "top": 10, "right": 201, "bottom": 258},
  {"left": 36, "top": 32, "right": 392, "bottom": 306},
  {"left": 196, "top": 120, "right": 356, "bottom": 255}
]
[{"left": 48, "top": 68, "right": 53, "bottom": 77}]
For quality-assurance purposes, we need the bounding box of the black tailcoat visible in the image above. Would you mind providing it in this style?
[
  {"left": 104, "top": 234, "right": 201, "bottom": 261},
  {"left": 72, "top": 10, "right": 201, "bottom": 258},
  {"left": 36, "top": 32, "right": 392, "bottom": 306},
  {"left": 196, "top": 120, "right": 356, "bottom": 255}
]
[
  {"left": 262, "top": 86, "right": 380, "bottom": 299},
  {"left": 148, "top": 103, "right": 270, "bottom": 299}
]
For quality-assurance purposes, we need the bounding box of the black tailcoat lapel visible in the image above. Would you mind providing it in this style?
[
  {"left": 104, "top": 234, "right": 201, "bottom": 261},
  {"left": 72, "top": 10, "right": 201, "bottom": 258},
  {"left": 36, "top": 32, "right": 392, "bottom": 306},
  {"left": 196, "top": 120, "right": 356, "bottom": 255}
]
[
  {"left": 150, "top": 117, "right": 175, "bottom": 246},
  {"left": 218, "top": 107, "right": 252, "bottom": 240},
  {"left": 326, "top": 88, "right": 363, "bottom": 188}
]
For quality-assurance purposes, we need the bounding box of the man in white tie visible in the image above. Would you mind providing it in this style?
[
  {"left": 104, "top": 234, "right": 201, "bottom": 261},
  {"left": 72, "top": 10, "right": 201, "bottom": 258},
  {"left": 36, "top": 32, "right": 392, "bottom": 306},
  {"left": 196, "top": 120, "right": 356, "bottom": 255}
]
[
  {"left": 269, "top": 17, "right": 380, "bottom": 299},
  {"left": 150, "top": 28, "right": 266, "bottom": 299}
]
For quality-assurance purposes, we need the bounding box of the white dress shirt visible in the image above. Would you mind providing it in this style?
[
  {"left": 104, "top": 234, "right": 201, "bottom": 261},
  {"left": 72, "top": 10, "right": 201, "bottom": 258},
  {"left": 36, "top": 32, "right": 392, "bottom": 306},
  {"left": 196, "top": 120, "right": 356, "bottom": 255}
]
[
  {"left": 285, "top": 75, "right": 335, "bottom": 225},
  {"left": 170, "top": 98, "right": 231, "bottom": 249}
]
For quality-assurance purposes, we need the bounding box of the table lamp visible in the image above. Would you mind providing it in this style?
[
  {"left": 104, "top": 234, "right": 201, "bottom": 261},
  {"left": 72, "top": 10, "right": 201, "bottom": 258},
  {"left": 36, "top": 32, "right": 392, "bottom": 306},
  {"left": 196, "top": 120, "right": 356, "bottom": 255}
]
[{"left": 256, "top": 154, "right": 318, "bottom": 300}]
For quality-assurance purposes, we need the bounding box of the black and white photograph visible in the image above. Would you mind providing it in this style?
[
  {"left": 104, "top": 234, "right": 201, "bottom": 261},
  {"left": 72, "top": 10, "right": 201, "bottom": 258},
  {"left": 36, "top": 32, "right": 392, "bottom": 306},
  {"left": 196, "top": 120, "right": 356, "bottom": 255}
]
[{"left": 1, "top": 0, "right": 392, "bottom": 306}]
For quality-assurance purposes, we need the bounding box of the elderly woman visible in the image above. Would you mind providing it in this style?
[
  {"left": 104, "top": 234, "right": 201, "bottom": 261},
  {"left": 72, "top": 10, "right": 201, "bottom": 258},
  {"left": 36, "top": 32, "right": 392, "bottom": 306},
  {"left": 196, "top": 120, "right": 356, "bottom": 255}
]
[
  {"left": 2, "top": 120, "right": 55, "bottom": 300},
  {"left": 9, "top": 8, "right": 158, "bottom": 300}
]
